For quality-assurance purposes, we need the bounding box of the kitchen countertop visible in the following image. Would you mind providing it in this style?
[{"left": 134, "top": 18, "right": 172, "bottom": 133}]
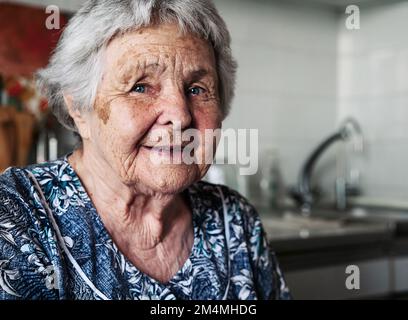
[
  {"left": 257, "top": 205, "right": 408, "bottom": 298},
  {"left": 258, "top": 206, "right": 407, "bottom": 253}
]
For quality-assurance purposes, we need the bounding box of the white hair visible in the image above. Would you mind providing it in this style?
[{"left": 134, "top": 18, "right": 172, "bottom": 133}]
[{"left": 37, "top": 0, "right": 237, "bottom": 132}]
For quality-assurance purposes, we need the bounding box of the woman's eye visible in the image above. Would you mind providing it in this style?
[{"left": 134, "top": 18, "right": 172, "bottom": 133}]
[
  {"left": 187, "top": 86, "right": 205, "bottom": 96},
  {"left": 131, "top": 84, "right": 146, "bottom": 93}
]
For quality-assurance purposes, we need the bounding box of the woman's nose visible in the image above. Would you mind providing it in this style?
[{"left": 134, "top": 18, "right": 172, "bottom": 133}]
[{"left": 155, "top": 86, "right": 192, "bottom": 129}]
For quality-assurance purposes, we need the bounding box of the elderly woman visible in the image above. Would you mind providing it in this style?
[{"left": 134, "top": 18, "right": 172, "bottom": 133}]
[{"left": 0, "top": 0, "right": 289, "bottom": 300}]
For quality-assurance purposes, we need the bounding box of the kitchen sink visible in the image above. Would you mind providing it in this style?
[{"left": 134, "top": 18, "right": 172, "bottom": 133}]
[{"left": 260, "top": 208, "right": 395, "bottom": 241}]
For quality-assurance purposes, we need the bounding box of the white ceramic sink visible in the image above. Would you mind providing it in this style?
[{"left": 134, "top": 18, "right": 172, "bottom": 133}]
[{"left": 260, "top": 210, "right": 393, "bottom": 241}]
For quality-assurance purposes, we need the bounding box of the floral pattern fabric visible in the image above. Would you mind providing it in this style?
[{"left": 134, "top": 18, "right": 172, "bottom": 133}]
[{"left": 0, "top": 156, "right": 290, "bottom": 300}]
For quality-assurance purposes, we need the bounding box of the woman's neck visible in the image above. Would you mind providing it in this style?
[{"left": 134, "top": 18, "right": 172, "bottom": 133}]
[{"left": 67, "top": 147, "right": 191, "bottom": 251}]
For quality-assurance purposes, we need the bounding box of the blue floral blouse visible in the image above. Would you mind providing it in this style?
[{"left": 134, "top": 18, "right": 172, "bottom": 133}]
[{"left": 0, "top": 156, "right": 290, "bottom": 300}]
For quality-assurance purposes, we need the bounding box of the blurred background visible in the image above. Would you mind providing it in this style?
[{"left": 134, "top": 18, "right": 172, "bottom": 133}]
[{"left": 1, "top": 0, "right": 408, "bottom": 299}]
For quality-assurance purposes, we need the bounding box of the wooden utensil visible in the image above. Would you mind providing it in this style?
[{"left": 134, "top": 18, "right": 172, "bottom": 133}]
[
  {"left": 14, "top": 110, "right": 35, "bottom": 167},
  {"left": 0, "top": 106, "right": 17, "bottom": 172},
  {"left": 0, "top": 107, "right": 35, "bottom": 172}
]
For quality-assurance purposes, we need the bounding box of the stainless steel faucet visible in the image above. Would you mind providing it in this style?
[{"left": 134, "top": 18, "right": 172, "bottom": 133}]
[{"left": 292, "top": 117, "right": 364, "bottom": 214}]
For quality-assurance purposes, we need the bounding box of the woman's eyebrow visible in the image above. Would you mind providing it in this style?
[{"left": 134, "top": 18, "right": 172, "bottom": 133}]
[
  {"left": 186, "top": 69, "right": 213, "bottom": 83},
  {"left": 116, "top": 62, "right": 164, "bottom": 85}
]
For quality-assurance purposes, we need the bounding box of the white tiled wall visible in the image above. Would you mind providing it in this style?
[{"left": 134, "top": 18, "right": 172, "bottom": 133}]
[
  {"left": 337, "top": 1, "right": 408, "bottom": 200},
  {"left": 215, "top": 0, "right": 339, "bottom": 201},
  {"left": 216, "top": 0, "right": 408, "bottom": 204}
]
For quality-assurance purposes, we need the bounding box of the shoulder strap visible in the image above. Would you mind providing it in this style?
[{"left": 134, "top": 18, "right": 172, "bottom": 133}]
[
  {"left": 216, "top": 185, "right": 231, "bottom": 300},
  {"left": 26, "top": 170, "right": 110, "bottom": 300}
]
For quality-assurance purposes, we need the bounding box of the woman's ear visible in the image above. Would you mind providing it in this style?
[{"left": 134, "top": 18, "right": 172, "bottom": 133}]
[{"left": 63, "top": 94, "right": 91, "bottom": 140}]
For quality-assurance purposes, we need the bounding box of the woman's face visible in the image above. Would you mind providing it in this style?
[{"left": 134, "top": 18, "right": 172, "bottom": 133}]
[{"left": 83, "top": 23, "right": 222, "bottom": 194}]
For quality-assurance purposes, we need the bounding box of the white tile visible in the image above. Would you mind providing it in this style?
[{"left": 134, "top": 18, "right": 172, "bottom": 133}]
[
  {"left": 225, "top": 94, "right": 336, "bottom": 141},
  {"left": 233, "top": 45, "right": 337, "bottom": 97},
  {"left": 358, "top": 141, "right": 408, "bottom": 198},
  {"left": 217, "top": 0, "right": 338, "bottom": 53},
  {"left": 338, "top": 1, "right": 408, "bottom": 55},
  {"left": 337, "top": 96, "right": 408, "bottom": 142}
]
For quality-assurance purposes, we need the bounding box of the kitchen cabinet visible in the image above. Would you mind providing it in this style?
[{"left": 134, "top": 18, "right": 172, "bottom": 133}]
[
  {"left": 261, "top": 207, "right": 408, "bottom": 299},
  {"left": 284, "top": 258, "right": 390, "bottom": 300}
]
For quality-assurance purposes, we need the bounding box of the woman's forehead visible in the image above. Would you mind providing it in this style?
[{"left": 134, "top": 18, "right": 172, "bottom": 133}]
[
  {"left": 105, "top": 24, "right": 215, "bottom": 65},
  {"left": 112, "top": 50, "right": 215, "bottom": 74},
  {"left": 102, "top": 32, "right": 216, "bottom": 84}
]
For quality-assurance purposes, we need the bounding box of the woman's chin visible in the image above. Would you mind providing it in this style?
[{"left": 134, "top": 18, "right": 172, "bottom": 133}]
[{"left": 140, "top": 166, "right": 199, "bottom": 194}]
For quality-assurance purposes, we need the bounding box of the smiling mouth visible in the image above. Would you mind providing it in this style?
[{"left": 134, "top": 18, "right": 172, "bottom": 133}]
[
  {"left": 143, "top": 145, "right": 184, "bottom": 151},
  {"left": 142, "top": 145, "right": 187, "bottom": 157}
]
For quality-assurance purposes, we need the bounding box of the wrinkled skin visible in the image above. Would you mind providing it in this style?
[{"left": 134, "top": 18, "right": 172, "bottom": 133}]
[
  {"left": 66, "top": 24, "right": 223, "bottom": 283},
  {"left": 88, "top": 24, "right": 221, "bottom": 194}
]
